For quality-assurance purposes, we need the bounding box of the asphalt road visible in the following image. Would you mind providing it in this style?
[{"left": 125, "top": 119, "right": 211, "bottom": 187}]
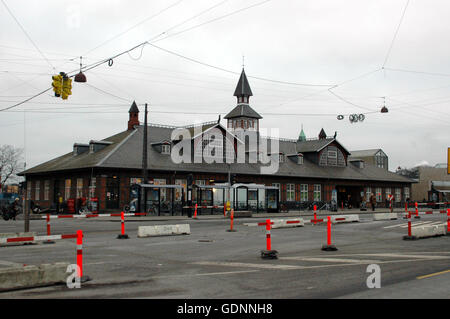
[{"left": 0, "top": 212, "right": 449, "bottom": 299}]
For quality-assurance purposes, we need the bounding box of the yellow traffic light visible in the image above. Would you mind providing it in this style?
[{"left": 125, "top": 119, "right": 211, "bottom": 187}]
[
  {"left": 62, "top": 77, "right": 72, "bottom": 100},
  {"left": 51, "top": 74, "right": 62, "bottom": 97}
]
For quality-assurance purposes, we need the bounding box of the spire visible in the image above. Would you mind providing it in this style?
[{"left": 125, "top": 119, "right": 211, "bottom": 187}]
[
  {"left": 127, "top": 101, "right": 140, "bottom": 130},
  {"left": 129, "top": 100, "right": 139, "bottom": 113},
  {"left": 233, "top": 68, "right": 253, "bottom": 103},
  {"left": 298, "top": 124, "right": 306, "bottom": 142},
  {"left": 318, "top": 128, "right": 327, "bottom": 140}
]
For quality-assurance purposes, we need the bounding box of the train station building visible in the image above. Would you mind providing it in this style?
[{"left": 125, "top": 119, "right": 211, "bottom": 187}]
[{"left": 19, "top": 69, "right": 413, "bottom": 214}]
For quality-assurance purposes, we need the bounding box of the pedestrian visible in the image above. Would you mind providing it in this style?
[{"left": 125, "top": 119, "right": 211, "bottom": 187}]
[{"left": 370, "top": 193, "right": 376, "bottom": 211}]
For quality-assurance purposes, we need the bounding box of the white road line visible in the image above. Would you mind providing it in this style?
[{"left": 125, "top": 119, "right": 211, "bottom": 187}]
[
  {"left": 192, "top": 258, "right": 449, "bottom": 272},
  {"left": 192, "top": 261, "right": 304, "bottom": 270},
  {"left": 354, "top": 253, "right": 450, "bottom": 260},
  {"left": 153, "top": 270, "right": 260, "bottom": 279},
  {"left": 384, "top": 221, "right": 434, "bottom": 229},
  {"left": 401, "top": 221, "right": 434, "bottom": 228},
  {"left": 278, "top": 257, "right": 382, "bottom": 263}
]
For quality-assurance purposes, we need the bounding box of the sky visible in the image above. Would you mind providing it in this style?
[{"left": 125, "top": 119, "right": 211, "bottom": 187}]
[{"left": 0, "top": 0, "right": 449, "bottom": 176}]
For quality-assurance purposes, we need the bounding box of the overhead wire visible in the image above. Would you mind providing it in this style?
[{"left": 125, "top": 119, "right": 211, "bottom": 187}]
[
  {"left": 382, "top": 0, "right": 410, "bottom": 68},
  {"left": 1, "top": 0, "right": 56, "bottom": 71}
]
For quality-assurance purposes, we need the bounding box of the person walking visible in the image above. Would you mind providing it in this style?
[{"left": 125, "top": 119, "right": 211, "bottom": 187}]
[{"left": 370, "top": 193, "right": 376, "bottom": 211}]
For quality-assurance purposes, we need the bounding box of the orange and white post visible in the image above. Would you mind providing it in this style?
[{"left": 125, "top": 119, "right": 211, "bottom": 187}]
[
  {"left": 313, "top": 205, "right": 317, "bottom": 225},
  {"left": 117, "top": 211, "right": 129, "bottom": 239},
  {"left": 76, "top": 230, "right": 83, "bottom": 279},
  {"left": 447, "top": 209, "right": 450, "bottom": 235},
  {"left": 193, "top": 203, "right": 198, "bottom": 219},
  {"left": 43, "top": 213, "right": 55, "bottom": 244},
  {"left": 227, "top": 209, "right": 236, "bottom": 232}
]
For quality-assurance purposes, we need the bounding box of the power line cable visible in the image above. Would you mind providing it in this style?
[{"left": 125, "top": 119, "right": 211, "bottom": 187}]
[
  {"left": 382, "top": 0, "right": 410, "bottom": 67},
  {"left": 82, "top": 0, "right": 185, "bottom": 56},
  {"left": 1, "top": 0, "right": 56, "bottom": 71}
]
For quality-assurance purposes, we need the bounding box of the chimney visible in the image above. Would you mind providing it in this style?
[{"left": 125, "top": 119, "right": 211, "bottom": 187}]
[{"left": 128, "top": 101, "right": 140, "bottom": 130}]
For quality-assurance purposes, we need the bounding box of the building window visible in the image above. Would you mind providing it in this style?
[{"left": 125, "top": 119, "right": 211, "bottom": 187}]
[
  {"left": 272, "top": 183, "right": 281, "bottom": 200},
  {"left": 89, "top": 177, "right": 96, "bottom": 198},
  {"left": 395, "top": 188, "right": 401, "bottom": 202},
  {"left": 366, "top": 187, "right": 371, "bottom": 202},
  {"left": 44, "top": 180, "right": 50, "bottom": 200},
  {"left": 313, "top": 184, "right": 321, "bottom": 201},
  {"left": 286, "top": 184, "right": 295, "bottom": 201},
  {"left": 279, "top": 154, "right": 285, "bottom": 163},
  {"left": 161, "top": 144, "right": 170, "bottom": 155},
  {"left": 298, "top": 155, "right": 303, "bottom": 165},
  {"left": 375, "top": 187, "right": 382, "bottom": 202},
  {"left": 35, "top": 181, "right": 40, "bottom": 201},
  {"left": 385, "top": 188, "right": 391, "bottom": 201},
  {"left": 76, "top": 178, "right": 83, "bottom": 198},
  {"left": 154, "top": 178, "right": 167, "bottom": 202},
  {"left": 404, "top": 187, "right": 410, "bottom": 201},
  {"left": 65, "top": 179, "right": 71, "bottom": 200},
  {"left": 175, "top": 179, "right": 187, "bottom": 202},
  {"left": 300, "top": 184, "right": 308, "bottom": 202}
]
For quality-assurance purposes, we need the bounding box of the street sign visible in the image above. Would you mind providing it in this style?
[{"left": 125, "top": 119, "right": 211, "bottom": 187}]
[{"left": 447, "top": 147, "right": 450, "bottom": 174}]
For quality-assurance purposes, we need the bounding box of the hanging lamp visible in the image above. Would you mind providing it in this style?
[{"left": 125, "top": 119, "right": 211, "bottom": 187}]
[{"left": 74, "top": 56, "right": 87, "bottom": 83}]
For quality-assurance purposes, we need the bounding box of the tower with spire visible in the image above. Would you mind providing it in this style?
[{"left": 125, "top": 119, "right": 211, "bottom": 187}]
[
  {"left": 224, "top": 68, "right": 262, "bottom": 141},
  {"left": 127, "top": 101, "right": 140, "bottom": 130},
  {"left": 298, "top": 124, "right": 306, "bottom": 142}
]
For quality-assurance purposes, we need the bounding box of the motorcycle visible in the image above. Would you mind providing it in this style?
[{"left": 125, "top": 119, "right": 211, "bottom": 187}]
[{"left": 1, "top": 204, "right": 21, "bottom": 221}]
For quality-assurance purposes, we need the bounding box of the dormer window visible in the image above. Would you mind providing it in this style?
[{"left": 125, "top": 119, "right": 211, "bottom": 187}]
[
  {"left": 298, "top": 154, "right": 303, "bottom": 165},
  {"left": 161, "top": 144, "right": 171, "bottom": 155},
  {"left": 279, "top": 153, "right": 285, "bottom": 163}
]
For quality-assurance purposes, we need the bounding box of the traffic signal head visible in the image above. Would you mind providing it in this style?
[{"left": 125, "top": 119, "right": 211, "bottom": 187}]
[
  {"left": 51, "top": 74, "right": 62, "bottom": 97},
  {"left": 62, "top": 77, "right": 72, "bottom": 100}
]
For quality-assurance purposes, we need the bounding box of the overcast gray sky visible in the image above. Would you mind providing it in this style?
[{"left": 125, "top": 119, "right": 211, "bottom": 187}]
[{"left": 0, "top": 0, "right": 449, "bottom": 174}]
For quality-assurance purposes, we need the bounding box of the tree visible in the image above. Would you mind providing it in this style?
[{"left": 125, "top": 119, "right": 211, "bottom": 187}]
[{"left": 0, "top": 145, "right": 23, "bottom": 191}]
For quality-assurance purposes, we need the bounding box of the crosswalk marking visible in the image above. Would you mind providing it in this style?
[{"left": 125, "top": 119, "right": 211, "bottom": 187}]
[{"left": 383, "top": 221, "right": 446, "bottom": 229}]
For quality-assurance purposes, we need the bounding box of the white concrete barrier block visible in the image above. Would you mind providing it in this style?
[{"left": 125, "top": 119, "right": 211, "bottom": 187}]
[
  {"left": 138, "top": 224, "right": 190, "bottom": 237},
  {"left": 331, "top": 215, "right": 359, "bottom": 224},
  {"left": 0, "top": 262, "right": 69, "bottom": 291},
  {"left": 411, "top": 224, "right": 446, "bottom": 238},
  {"left": 271, "top": 218, "right": 304, "bottom": 229},
  {"left": 373, "top": 213, "right": 398, "bottom": 221}
]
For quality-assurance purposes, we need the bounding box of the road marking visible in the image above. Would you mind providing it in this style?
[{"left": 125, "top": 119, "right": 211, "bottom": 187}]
[
  {"left": 384, "top": 221, "right": 437, "bottom": 229},
  {"left": 153, "top": 270, "right": 260, "bottom": 279},
  {"left": 192, "top": 261, "right": 303, "bottom": 270},
  {"left": 279, "top": 257, "right": 382, "bottom": 263},
  {"left": 417, "top": 269, "right": 450, "bottom": 280},
  {"left": 356, "top": 253, "right": 450, "bottom": 260},
  {"left": 192, "top": 258, "right": 448, "bottom": 271}
]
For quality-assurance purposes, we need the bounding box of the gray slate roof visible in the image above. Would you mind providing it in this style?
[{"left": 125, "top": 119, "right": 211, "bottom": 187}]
[
  {"left": 349, "top": 149, "right": 382, "bottom": 157},
  {"left": 20, "top": 124, "right": 413, "bottom": 184},
  {"left": 224, "top": 104, "right": 262, "bottom": 119}
]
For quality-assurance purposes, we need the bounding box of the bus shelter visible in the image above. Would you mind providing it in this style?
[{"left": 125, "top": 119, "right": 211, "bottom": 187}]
[
  {"left": 132, "top": 183, "right": 185, "bottom": 216},
  {"left": 232, "top": 183, "right": 279, "bottom": 213},
  {"left": 191, "top": 184, "right": 229, "bottom": 215},
  {"left": 192, "top": 183, "right": 279, "bottom": 213}
]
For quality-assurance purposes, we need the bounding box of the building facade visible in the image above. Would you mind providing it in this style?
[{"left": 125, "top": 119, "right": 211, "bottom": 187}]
[{"left": 20, "top": 69, "right": 413, "bottom": 213}]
